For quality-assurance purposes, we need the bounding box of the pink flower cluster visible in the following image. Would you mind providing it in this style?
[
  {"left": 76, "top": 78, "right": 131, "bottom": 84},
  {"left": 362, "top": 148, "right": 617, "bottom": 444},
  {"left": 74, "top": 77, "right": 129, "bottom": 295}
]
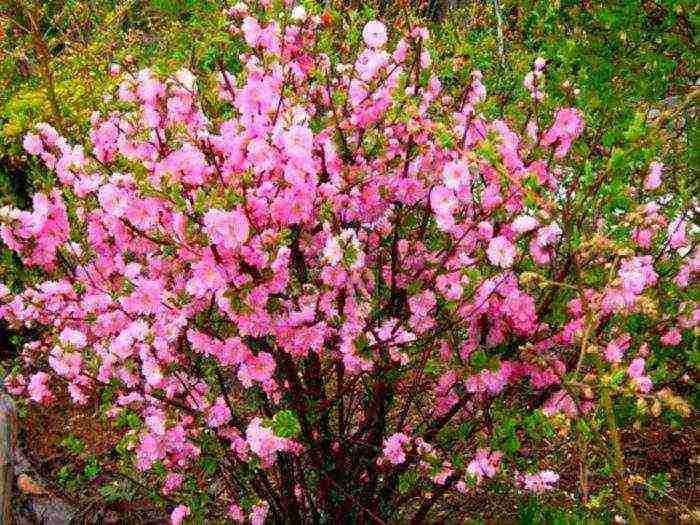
[
  {"left": 466, "top": 448, "right": 502, "bottom": 483},
  {"left": 520, "top": 470, "right": 560, "bottom": 493},
  {"left": 246, "top": 418, "right": 300, "bottom": 468},
  {"left": 541, "top": 108, "right": 584, "bottom": 158},
  {"left": 0, "top": 190, "right": 69, "bottom": 270},
  {"left": 381, "top": 432, "right": 412, "bottom": 465}
]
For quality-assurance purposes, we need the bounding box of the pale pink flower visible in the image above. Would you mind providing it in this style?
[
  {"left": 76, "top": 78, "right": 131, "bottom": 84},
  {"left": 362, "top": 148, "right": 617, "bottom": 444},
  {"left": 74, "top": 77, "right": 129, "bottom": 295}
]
[
  {"left": 487, "top": 235, "right": 516, "bottom": 268},
  {"left": 541, "top": 108, "right": 583, "bottom": 158},
  {"left": 627, "top": 358, "right": 652, "bottom": 393},
  {"left": 203, "top": 208, "right": 250, "bottom": 249},
  {"left": 644, "top": 161, "right": 663, "bottom": 190},
  {"left": 206, "top": 397, "right": 232, "bottom": 428},
  {"left": 522, "top": 470, "right": 559, "bottom": 493},
  {"left": 381, "top": 432, "right": 411, "bottom": 465},
  {"left": 627, "top": 357, "right": 645, "bottom": 379},
  {"left": 442, "top": 160, "right": 470, "bottom": 190},
  {"left": 543, "top": 390, "right": 577, "bottom": 417},
  {"left": 250, "top": 503, "right": 269, "bottom": 525},
  {"left": 512, "top": 214, "right": 539, "bottom": 234},
  {"left": 162, "top": 473, "right": 184, "bottom": 495},
  {"left": 246, "top": 418, "right": 289, "bottom": 467},
  {"left": 467, "top": 449, "right": 502, "bottom": 482},
  {"left": 362, "top": 21, "right": 388, "bottom": 48},
  {"left": 668, "top": 217, "right": 688, "bottom": 250},
  {"left": 436, "top": 272, "right": 463, "bottom": 300},
  {"left": 170, "top": 505, "right": 190, "bottom": 525},
  {"left": 59, "top": 327, "right": 87, "bottom": 349},
  {"left": 323, "top": 235, "right": 343, "bottom": 265},
  {"left": 241, "top": 16, "right": 262, "bottom": 47},
  {"left": 98, "top": 184, "right": 129, "bottom": 218},
  {"left": 604, "top": 335, "right": 630, "bottom": 364},
  {"left": 478, "top": 221, "right": 494, "bottom": 239},
  {"left": 23, "top": 133, "right": 43, "bottom": 155},
  {"left": 290, "top": 5, "right": 306, "bottom": 22},
  {"left": 27, "top": 372, "right": 52, "bottom": 404}
]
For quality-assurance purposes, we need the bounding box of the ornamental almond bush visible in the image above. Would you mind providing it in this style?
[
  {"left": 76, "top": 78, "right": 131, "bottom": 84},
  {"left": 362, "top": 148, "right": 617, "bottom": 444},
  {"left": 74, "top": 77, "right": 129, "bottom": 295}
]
[{"left": 0, "top": 2, "right": 697, "bottom": 523}]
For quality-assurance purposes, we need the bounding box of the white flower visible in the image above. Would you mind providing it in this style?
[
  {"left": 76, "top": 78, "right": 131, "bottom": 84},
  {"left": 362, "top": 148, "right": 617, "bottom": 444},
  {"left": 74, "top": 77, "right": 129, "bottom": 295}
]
[
  {"left": 291, "top": 5, "right": 306, "bottom": 22},
  {"left": 175, "top": 68, "right": 197, "bottom": 91}
]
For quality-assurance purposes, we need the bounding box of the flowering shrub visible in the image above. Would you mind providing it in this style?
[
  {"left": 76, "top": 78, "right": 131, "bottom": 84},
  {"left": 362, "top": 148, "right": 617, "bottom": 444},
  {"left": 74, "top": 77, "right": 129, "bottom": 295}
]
[{"left": 1, "top": 3, "right": 697, "bottom": 523}]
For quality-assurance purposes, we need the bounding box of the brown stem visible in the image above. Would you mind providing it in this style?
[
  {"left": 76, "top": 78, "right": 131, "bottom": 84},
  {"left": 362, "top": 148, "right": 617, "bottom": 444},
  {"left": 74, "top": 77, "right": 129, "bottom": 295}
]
[
  {"left": 600, "top": 385, "right": 639, "bottom": 525},
  {"left": 21, "top": 1, "right": 65, "bottom": 134}
]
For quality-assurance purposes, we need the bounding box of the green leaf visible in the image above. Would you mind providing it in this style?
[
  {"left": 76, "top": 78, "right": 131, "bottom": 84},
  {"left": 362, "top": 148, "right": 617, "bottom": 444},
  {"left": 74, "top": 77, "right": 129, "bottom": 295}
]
[{"left": 272, "top": 410, "right": 301, "bottom": 439}]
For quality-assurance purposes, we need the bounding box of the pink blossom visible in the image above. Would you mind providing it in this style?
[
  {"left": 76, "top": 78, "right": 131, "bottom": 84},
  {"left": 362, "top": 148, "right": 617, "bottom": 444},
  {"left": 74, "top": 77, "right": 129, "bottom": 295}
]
[
  {"left": 478, "top": 221, "right": 494, "bottom": 239},
  {"left": 436, "top": 272, "right": 463, "bottom": 300},
  {"left": 162, "top": 473, "right": 184, "bottom": 495},
  {"left": 522, "top": 470, "right": 559, "bottom": 493},
  {"left": 250, "top": 503, "right": 269, "bottom": 525},
  {"left": 362, "top": 21, "right": 388, "bottom": 48},
  {"left": 241, "top": 16, "right": 262, "bottom": 46},
  {"left": 632, "top": 228, "right": 653, "bottom": 249},
  {"left": 203, "top": 208, "right": 250, "bottom": 249},
  {"left": 487, "top": 236, "right": 516, "bottom": 268},
  {"left": 206, "top": 396, "right": 232, "bottom": 428},
  {"left": 431, "top": 185, "right": 458, "bottom": 216},
  {"left": 660, "top": 328, "right": 681, "bottom": 346},
  {"left": 668, "top": 217, "right": 688, "bottom": 250},
  {"left": 644, "top": 161, "right": 663, "bottom": 190},
  {"left": 59, "top": 328, "right": 87, "bottom": 349},
  {"left": 283, "top": 124, "right": 314, "bottom": 163},
  {"left": 481, "top": 182, "right": 503, "bottom": 210},
  {"left": 246, "top": 418, "right": 290, "bottom": 467},
  {"left": 23, "top": 133, "right": 44, "bottom": 155},
  {"left": 618, "top": 256, "right": 657, "bottom": 294},
  {"left": 627, "top": 357, "right": 645, "bottom": 379},
  {"left": 381, "top": 432, "right": 411, "bottom": 465},
  {"left": 170, "top": 505, "right": 190, "bottom": 525},
  {"left": 98, "top": 184, "right": 129, "bottom": 218},
  {"left": 543, "top": 390, "right": 577, "bottom": 417},
  {"left": 633, "top": 375, "right": 653, "bottom": 393},
  {"left": 604, "top": 335, "right": 630, "bottom": 364},
  {"left": 627, "top": 358, "right": 652, "bottom": 393},
  {"left": 467, "top": 449, "right": 502, "bottom": 482},
  {"left": 442, "top": 160, "right": 470, "bottom": 190},
  {"left": 290, "top": 5, "right": 306, "bottom": 22},
  {"left": 541, "top": 108, "right": 583, "bottom": 158},
  {"left": 512, "top": 214, "right": 539, "bottom": 234},
  {"left": 409, "top": 290, "right": 436, "bottom": 318},
  {"left": 238, "top": 352, "right": 276, "bottom": 386},
  {"left": 27, "top": 372, "right": 52, "bottom": 404},
  {"left": 229, "top": 503, "right": 245, "bottom": 522},
  {"left": 536, "top": 223, "right": 562, "bottom": 246}
]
